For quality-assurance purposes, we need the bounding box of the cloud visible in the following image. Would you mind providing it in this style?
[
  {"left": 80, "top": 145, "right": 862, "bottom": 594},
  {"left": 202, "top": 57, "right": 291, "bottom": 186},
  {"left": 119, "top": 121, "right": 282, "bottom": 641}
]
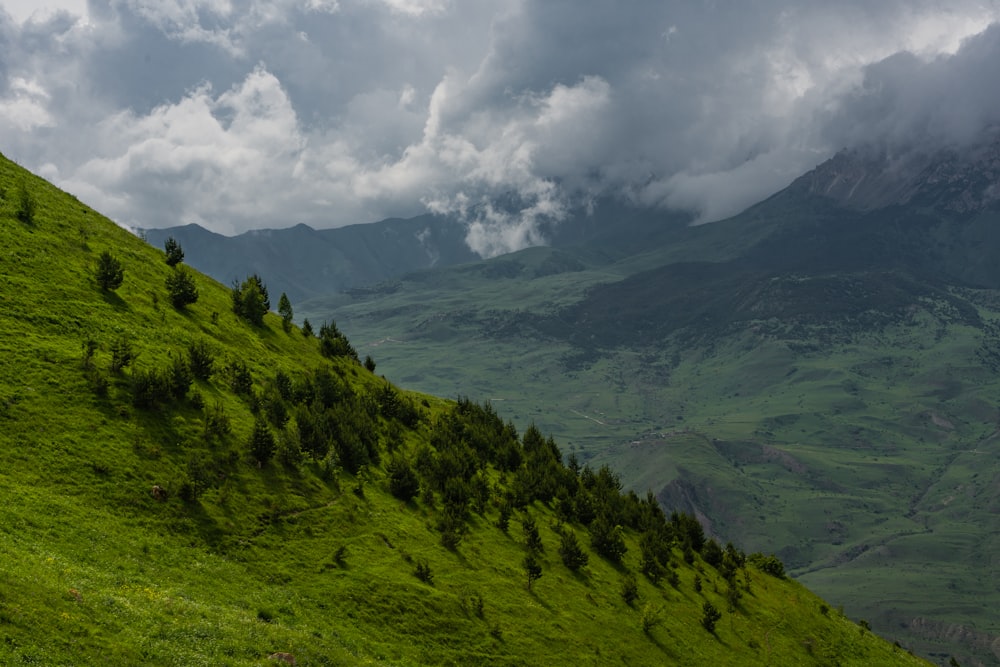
[
  {"left": 822, "top": 23, "right": 1000, "bottom": 150},
  {"left": 2, "top": 1, "right": 1000, "bottom": 254},
  {"left": 0, "top": 78, "right": 56, "bottom": 131},
  {"left": 62, "top": 66, "right": 308, "bottom": 233},
  {"left": 1, "top": 0, "right": 87, "bottom": 24}
]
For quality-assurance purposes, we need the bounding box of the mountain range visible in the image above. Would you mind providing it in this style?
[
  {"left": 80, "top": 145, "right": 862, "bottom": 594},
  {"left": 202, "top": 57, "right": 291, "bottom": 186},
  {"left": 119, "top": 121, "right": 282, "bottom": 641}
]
[
  {"left": 141, "top": 215, "right": 480, "bottom": 304},
  {"left": 140, "top": 199, "right": 694, "bottom": 305},
  {"left": 140, "top": 135, "right": 1000, "bottom": 666}
]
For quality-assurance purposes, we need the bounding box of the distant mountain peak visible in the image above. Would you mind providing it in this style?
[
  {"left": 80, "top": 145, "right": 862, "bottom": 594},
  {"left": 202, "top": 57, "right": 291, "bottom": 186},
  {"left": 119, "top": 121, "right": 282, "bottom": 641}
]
[{"left": 799, "top": 132, "right": 1000, "bottom": 214}]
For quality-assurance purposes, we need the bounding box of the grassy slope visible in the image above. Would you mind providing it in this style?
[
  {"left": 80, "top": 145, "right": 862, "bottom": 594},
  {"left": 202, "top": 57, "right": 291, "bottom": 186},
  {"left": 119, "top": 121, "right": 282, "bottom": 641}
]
[
  {"left": 0, "top": 153, "right": 927, "bottom": 666},
  {"left": 300, "top": 225, "right": 1000, "bottom": 665},
  {"left": 587, "top": 326, "right": 1000, "bottom": 660}
]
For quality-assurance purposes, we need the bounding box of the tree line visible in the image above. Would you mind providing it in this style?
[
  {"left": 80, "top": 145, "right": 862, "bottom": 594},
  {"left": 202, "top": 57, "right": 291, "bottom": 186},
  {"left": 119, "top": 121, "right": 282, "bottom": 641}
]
[{"left": 82, "top": 246, "right": 789, "bottom": 633}]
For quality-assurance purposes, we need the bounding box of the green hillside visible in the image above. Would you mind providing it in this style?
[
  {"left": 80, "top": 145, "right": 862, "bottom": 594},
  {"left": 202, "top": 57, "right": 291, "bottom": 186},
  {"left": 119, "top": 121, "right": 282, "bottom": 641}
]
[
  {"left": 0, "top": 155, "right": 929, "bottom": 665},
  {"left": 298, "top": 177, "right": 1000, "bottom": 665}
]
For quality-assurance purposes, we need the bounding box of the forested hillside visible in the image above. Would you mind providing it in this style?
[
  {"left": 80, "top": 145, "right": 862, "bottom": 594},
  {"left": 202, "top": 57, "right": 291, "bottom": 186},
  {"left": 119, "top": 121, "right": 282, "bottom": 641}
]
[{"left": 0, "top": 152, "right": 929, "bottom": 665}]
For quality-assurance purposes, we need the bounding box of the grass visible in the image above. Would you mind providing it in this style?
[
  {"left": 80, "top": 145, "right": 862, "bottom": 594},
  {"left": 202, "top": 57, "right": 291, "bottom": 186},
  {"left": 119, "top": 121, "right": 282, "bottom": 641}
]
[
  {"left": 0, "top": 152, "right": 932, "bottom": 665},
  {"left": 299, "top": 221, "right": 1000, "bottom": 664}
]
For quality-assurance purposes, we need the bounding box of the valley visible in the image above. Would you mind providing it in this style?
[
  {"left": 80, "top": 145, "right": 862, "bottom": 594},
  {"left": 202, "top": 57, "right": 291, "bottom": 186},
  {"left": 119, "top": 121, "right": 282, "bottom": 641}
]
[
  {"left": 306, "top": 267, "right": 1000, "bottom": 665},
  {"left": 290, "top": 145, "right": 1000, "bottom": 665}
]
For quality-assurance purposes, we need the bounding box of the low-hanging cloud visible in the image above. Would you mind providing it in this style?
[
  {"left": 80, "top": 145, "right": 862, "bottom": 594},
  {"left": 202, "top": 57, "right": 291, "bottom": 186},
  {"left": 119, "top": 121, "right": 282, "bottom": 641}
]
[
  {"left": 2, "top": 0, "right": 1000, "bottom": 254},
  {"left": 822, "top": 23, "right": 1000, "bottom": 151}
]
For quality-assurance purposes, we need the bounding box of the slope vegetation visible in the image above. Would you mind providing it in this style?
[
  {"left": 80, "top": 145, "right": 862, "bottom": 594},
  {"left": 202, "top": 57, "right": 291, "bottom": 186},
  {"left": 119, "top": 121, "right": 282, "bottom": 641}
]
[
  {"left": 298, "top": 150, "right": 1000, "bottom": 666},
  {"left": 0, "top": 154, "right": 928, "bottom": 665}
]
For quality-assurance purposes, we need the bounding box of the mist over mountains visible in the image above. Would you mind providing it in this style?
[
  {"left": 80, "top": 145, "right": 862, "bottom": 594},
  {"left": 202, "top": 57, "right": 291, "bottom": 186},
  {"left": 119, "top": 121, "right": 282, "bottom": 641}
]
[
  {"left": 5, "top": 2, "right": 1000, "bottom": 250},
  {"left": 142, "top": 199, "right": 690, "bottom": 303},
  {"left": 799, "top": 130, "right": 1000, "bottom": 215},
  {"left": 145, "top": 128, "right": 1000, "bottom": 310}
]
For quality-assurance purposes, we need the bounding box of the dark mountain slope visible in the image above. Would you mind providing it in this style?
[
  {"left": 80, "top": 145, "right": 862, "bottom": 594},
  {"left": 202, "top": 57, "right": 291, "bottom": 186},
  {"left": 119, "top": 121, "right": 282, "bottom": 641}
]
[
  {"left": 143, "top": 214, "right": 480, "bottom": 302},
  {"left": 796, "top": 137, "right": 1000, "bottom": 214},
  {"left": 555, "top": 222, "right": 987, "bottom": 350},
  {"left": 552, "top": 139, "right": 1000, "bottom": 350},
  {"left": 142, "top": 201, "right": 699, "bottom": 306}
]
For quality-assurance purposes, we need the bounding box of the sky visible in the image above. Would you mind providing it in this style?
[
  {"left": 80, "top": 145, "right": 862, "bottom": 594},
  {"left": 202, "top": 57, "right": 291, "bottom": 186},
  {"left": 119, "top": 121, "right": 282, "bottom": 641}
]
[{"left": 2, "top": 1, "right": 1000, "bottom": 254}]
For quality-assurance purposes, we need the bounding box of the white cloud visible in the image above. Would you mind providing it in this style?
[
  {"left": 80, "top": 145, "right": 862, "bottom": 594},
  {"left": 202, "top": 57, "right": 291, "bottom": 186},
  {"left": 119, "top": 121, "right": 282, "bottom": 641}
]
[
  {"left": 2, "top": 0, "right": 1000, "bottom": 249},
  {"left": 462, "top": 197, "right": 558, "bottom": 258},
  {"left": 0, "top": 78, "right": 55, "bottom": 131},
  {"left": 62, "top": 67, "right": 308, "bottom": 232},
  {"left": 376, "top": 0, "right": 447, "bottom": 17},
  {"left": 305, "top": 0, "right": 340, "bottom": 12},
  {"left": 1, "top": 0, "right": 88, "bottom": 24}
]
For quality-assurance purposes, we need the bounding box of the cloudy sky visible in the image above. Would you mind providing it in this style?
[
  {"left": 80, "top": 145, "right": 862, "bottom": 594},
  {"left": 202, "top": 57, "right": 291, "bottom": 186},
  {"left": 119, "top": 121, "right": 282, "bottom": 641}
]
[{"left": 2, "top": 1, "right": 1000, "bottom": 254}]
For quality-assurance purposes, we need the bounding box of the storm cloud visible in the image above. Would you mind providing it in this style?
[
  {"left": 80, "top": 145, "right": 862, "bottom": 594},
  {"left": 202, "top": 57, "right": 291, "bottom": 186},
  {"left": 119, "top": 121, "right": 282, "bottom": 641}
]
[{"left": 1, "top": 1, "right": 999, "bottom": 253}]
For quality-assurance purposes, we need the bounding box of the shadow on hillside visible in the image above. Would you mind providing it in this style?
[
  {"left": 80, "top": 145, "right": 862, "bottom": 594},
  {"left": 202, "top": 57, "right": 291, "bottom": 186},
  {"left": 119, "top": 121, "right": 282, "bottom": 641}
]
[
  {"left": 709, "top": 629, "right": 730, "bottom": 648},
  {"left": 127, "top": 406, "right": 187, "bottom": 452},
  {"left": 526, "top": 587, "right": 555, "bottom": 612},
  {"left": 444, "top": 544, "right": 470, "bottom": 567},
  {"left": 181, "top": 497, "right": 227, "bottom": 548},
  {"left": 86, "top": 393, "right": 252, "bottom": 552},
  {"left": 643, "top": 630, "right": 678, "bottom": 660},
  {"left": 100, "top": 290, "right": 129, "bottom": 311}
]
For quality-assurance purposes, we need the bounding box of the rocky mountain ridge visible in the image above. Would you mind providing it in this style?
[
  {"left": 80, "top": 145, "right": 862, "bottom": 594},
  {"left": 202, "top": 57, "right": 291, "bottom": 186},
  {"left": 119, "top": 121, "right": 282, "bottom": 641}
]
[{"left": 800, "top": 133, "right": 1000, "bottom": 214}]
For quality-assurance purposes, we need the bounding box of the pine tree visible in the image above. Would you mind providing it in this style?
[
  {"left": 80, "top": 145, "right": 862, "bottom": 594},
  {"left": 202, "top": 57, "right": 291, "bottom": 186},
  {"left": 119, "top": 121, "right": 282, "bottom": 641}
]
[
  {"left": 414, "top": 560, "right": 434, "bottom": 585},
  {"left": 387, "top": 456, "right": 420, "bottom": 501},
  {"left": 318, "top": 320, "right": 357, "bottom": 361},
  {"left": 496, "top": 498, "right": 512, "bottom": 532},
  {"left": 703, "top": 538, "right": 723, "bottom": 569},
  {"left": 167, "top": 354, "right": 193, "bottom": 400},
  {"left": 278, "top": 293, "right": 293, "bottom": 333},
  {"left": 522, "top": 514, "right": 543, "bottom": 554},
  {"left": 163, "top": 237, "right": 184, "bottom": 266},
  {"left": 166, "top": 267, "right": 199, "bottom": 308},
  {"left": 639, "top": 531, "right": 664, "bottom": 583},
  {"left": 249, "top": 416, "right": 276, "bottom": 466},
  {"left": 15, "top": 179, "right": 36, "bottom": 224},
  {"left": 558, "top": 530, "right": 588, "bottom": 571},
  {"left": 589, "top": 514, "right": 627, "bottom": 563},
  {"left": 187, "top": 340, "right": 215, "bottom": 380},
  {"left": 701, "top": 601, "right": 721, "bottom": 632},
  {"left": 523, "top": 553, "right": 542, "bottom": 591},
  {"left": 231, "top": 274, "right": 270, "bottom": 326},
  {"left": 129, "top": 367, "right": 169, "bottom": 408},
  {"left": 109, "top": 335, "right": 136, "bottom": 373},
  {"left": 620, "top": 572, "right": 639, "bottom": 606},
  {"left": 96, "top": 250, "right": 124, "bottom": 291}
]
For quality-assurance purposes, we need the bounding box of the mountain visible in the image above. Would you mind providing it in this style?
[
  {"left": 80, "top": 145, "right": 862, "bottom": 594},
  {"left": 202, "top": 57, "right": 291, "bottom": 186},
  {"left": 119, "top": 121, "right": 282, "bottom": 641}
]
[
  {"left": 140, "top": 201, "right": 696, "bottom": 305},
  {"left": 0, "top": 154, "right": 927, "bottom": 665},
  {"left": 548, "top": 138, "right": 1000, "bottom": 351},
  {"left": 297, "top": 139, "right": 1000, "bottom": 666},
  {"left": 798, "top": 138, "right": 1000, "bottom": 215},
  {"left": 141, "top": 215, "right": 481, "bottom": 303}
]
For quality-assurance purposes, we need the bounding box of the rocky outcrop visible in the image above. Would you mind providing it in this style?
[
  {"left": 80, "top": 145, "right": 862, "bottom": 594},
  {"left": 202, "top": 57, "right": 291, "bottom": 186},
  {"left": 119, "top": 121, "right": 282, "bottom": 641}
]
[{"left": 797, "top": 133, "right": 1000, "bottom": 214}]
